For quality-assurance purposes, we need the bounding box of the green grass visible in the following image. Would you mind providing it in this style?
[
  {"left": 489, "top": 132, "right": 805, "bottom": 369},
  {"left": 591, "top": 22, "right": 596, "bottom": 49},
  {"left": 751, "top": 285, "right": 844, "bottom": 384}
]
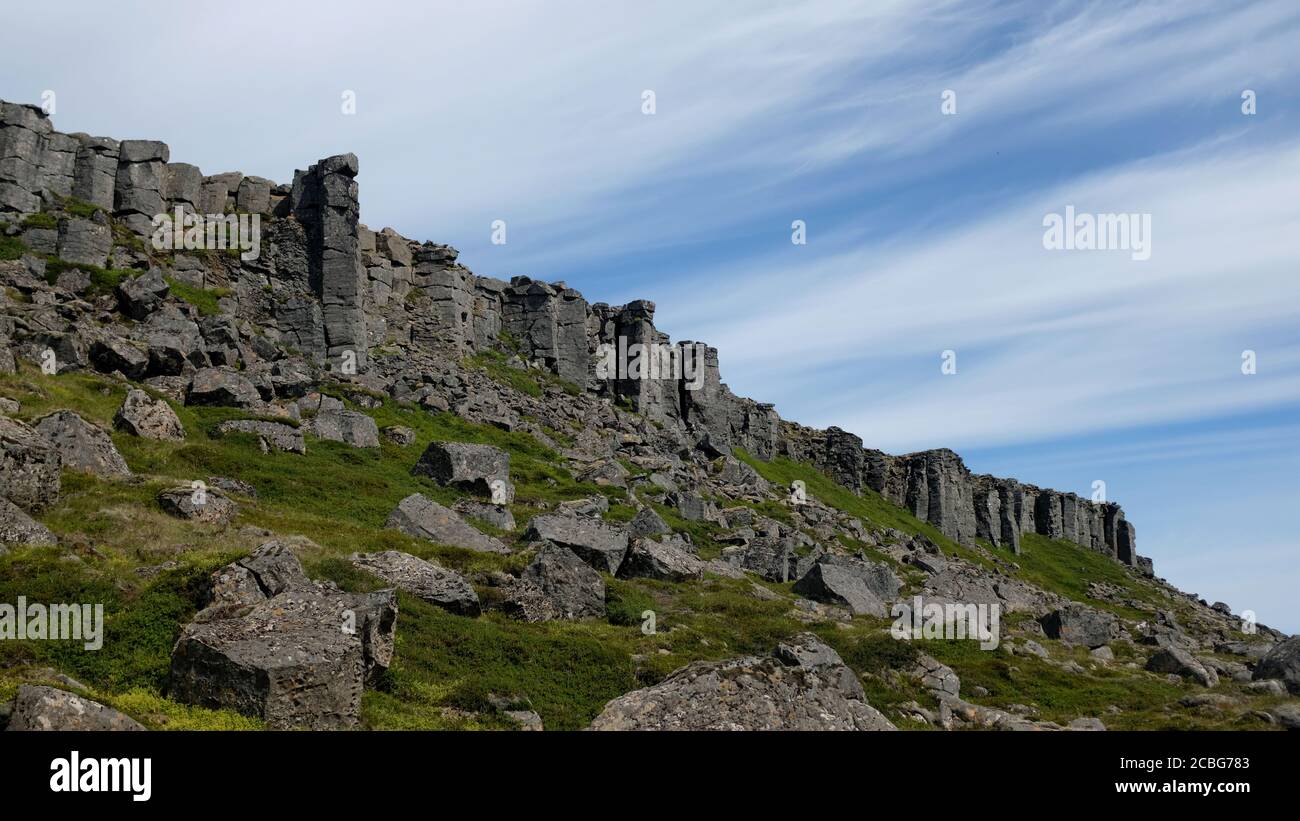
[
  {"left": 466, "top": 349, "right": 582, "bottom": 398},
  {"left": 21, "top": 212, "right": 57, "bottom": 230},
  {"left": 165, "top": 277, "right": 232, "bottom": 316},
  {"left": 0, "top": 235, "right": 26, "bottom": 261},
  {"left": 1014, "top": 533, "right": 1157, "bottom": 619}
]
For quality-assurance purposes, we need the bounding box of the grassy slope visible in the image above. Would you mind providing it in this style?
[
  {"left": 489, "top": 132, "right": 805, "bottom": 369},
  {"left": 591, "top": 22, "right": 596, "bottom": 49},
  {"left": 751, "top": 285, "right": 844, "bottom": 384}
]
[{"left": 0, "top": 368, "right": 1282, "bottom": 730}]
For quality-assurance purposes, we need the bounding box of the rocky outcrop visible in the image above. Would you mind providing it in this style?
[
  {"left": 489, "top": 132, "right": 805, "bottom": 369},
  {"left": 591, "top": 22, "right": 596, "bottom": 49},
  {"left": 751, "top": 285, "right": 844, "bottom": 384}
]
[
  {"left": 1039, "top": 603, "right": 1118, "bottom": 648},
  {"left": 792, "top": 562, "right": 888, "bottom": 617},
  {"left": 5, "top": 685, "right": 144, "bottom": 731},
  {"left": 588, "top": 634, "right": 896, "bottom": 731},
  {"left": 33, "top": 410, "right": 131, "bottom": 478},
  {"left": 212, "top": 420, "right": 306, "bottom": 454},
  {"left": 1253, "top": 636, "right": 1300, "bottom": 695},
  {"left": 618, "top": 535, "right": 707, "bottom": 582},
  {"left": 517, "top": 543, "right": 605, "bottom": 619}
]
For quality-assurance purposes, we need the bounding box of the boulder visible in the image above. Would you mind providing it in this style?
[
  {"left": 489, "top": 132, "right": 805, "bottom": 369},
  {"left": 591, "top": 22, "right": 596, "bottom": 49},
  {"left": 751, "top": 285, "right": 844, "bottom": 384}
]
[
  {"left": 212, "top": 420, "right": 305, "bottom": 454},
  {"left": 524, "top": 513, "right": 629, "bottom": 574},
  {"left": 0, "top": 496, "right": 57, "bottom": 548},
  {"left": 1146, "top": 646, "right": 1219, "bottom": 688},
  {"left": 412, "top": 441, "right": 514, "bottom": 502},
  {"left": 792, "top": 563, "right": 887, "bottom": 617},
  {"left": 914, "top": 653, "right": 961, "bottom": 699},
  {"left": 113, "top": 389, "right": 185, "bottom": 441},
  {"left": 385, "top": 493, "right": 509, "bottom": 554},
  {"left": 5, "top": 686, "right": 144, "bottom": 731},
  {"left": 157, "top": 485, "right": 237, "bottom": 525},
  {"left": 0, "top": 416, "right": 61, "bottom": 510},
  {"left": 452, "top": 499, "right": 515, "bottom": 531},
  {"left": 1039, "top": 603, "right": 1117, "bottom": 649},
  {"left": 589, "top": 634, "right": 895, "bottom": 731},
  {"left": 169, "top": 542, "right": 397, "bottom": 729},
  {"left": 310, "top": 408, "right": 379, "bottom": 448},
  {"left": 619, "top": 536, "right": 707, "bottom": 581},
  {"left": 381, "top": 425, "right": 416, "bottom": 446},
  {"left": 819, "top": 555, "right": 902, "bottom": 601},
  {"left": 55, "top": 217, "right": 111, "bottom": 268},
  {"left": 114, "top": 267, "right": 169, "bottom": 320},
  {"left": 350, "top": 551, "right": 480, "bottom": 616},
  {"left": 33, "top": 410, "right": 131, "bottom": 478},
  {"left": 519, "top": 543, "right": 605, "bottom": 619},
  {"left": 1253, "top": 636, "right": 1300, "bottom": 695},
  {"left": 628, "top": 505, "right": 671, "bottom": 538},
  {"left": 187, "top": 368, "right": 260, "bottom": 408},
  {"left": 90, "top": 337, "right": 149, "bottom": 380}
]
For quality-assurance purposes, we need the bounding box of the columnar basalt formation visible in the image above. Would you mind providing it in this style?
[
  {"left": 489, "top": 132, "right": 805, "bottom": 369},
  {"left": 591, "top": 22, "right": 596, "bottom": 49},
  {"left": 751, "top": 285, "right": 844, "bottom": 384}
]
[{"left": 0, "top": 97, "right": 1148, "bottom": 575}]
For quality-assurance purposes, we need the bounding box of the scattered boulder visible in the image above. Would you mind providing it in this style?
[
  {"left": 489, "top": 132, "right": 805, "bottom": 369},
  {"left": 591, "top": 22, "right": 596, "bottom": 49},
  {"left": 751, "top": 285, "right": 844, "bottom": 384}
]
[
  {"left": 0, "top": 416, "right": 62, "bottom": 510},
  {"left": 524, "top": 513, "right": 629, "bottom": 574},
  {"left": 310, "top": 408, "right": 379, "bottom": 448},
  {"left": 518, "top": 543, "right": 605, "bottom": 619},
  {"left": 113, "top": 389, "right": 185, "bottom": 441},
  {"left": 5, "top": 685, "right": 144, "bottom": 731},
  {"left": 0, "top": 496, "right": 56, "bottom": 548},
  {"left": 453, "top": 499, "right": 516, "bottom": 531},
  {"left": 33, "top": 410, "right": 131, "bottom": 477},
  {"left": 187, "top": 368, "right": 261, "bottom": 408},
  {"left": 589, "top": 634, "right": 895, "bottom": 731},
  {"left": 169, "top": 542, "right": 397, "bottom": 729},
  {"left": 381, "top": 425, "right": 416, "bottom": 446},
  {"left": 914, "top": 653, "right": 961, "bottom": 699},
  {"left": 619, "top": 536, "right": 707, "bottom": 582},
  {"left": 412, "top": 441, "right": 514, "bottom": 502},
  {"left": 212, "top": 420, "right": 305, "bottom": 454},
  {"left": 351, "top": 550, "right": 480, "bottom": 616},
  {"left": 1146, "top": 646, "right": 1219, "bottom": 688},
  {"left": 385, "top": 493, "right": 510, "bottom": 554},
  {"left": 115, "top": 267, "right": 169, "bottom": 320},
  {"left": 90, "top": 337, "right": 149, "bottom": 380},
  {"left": 1039, "top": 603, "right": 1117, "bottom": 649},
  {"left": 628, "top": 505, "right": 670, "bottom": 538},
  {"left": 157, "top": 485, "right": 237, "bottom": 525},
  {"left": 1253, "top": 636, "right": 1300, "bottom": 695},
  {"left": 792, "top": 563, "right": 887, "bottom": 617}
]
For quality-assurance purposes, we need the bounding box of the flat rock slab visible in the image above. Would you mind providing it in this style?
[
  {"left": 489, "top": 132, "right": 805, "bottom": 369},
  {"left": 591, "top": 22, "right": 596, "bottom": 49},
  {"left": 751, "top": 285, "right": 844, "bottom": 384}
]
[
  {"left": 213, "top": 420, "right": 305, "bottom": 454},
  {"left": 6, "top": 685, "right": 145, "bottom": 731},
  {"left": 792, "top": 562, "right": 887, "bottom": 617},
  {"left": 351, "top": 550, "right": 480, "bottom": 616},
  {"left": 385, "top": 493, "right": 509, "bottom": 554}
]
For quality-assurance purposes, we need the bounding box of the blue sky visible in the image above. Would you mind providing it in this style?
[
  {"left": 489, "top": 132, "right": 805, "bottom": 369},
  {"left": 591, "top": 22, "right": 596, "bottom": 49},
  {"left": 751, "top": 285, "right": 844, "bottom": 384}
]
[{"left": 4, "top": 0, "right": 1298, "bottom": 630}]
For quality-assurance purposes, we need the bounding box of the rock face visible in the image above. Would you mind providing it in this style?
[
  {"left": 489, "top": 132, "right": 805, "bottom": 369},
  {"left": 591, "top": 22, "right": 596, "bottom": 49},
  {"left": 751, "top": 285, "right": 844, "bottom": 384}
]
[
  {"left": 518, "top": 543, "right": 605, "bottom": 619},
  {"left": 0, "top": 496, "right": 57, "bottom": 548},
  {"left": 5, "top": 685, "right": 145, "bottom": 731},
  {"left": 351, "top": 550, "right": 480, "bottom": 616},
  {"left": 524, "top": 513, "right": 629, "bottom": 574},
  {"left": 33, "top": 410, "right": 131, "bottom": 478},
  {"left": 114, "top": 389, "right": 185, "bottom": 441},
  {"left": 169, "top": 541, "right": 397, "bottom": 729},
  {"left": 385, "top": 493, "right": 510, "bottom": 554},
  {"left": 0, "top": 416, "right": 61, "bottom": 510},
  {"left": 589, "top": 634, "right": 896, "bottom": 731},
  {"left": 1253, "top": 637, "right": 1300, "bottom": 695},
  {"left": 157, "top": 485, "right": 237, "bottom": 525},
  {"left": 792, "top": 563, "right": 887, "bottom": 617},
  {"left": 1039, "top": 603, "right": 1117, "bottom": 648},
  {"left": 412, "top": 441, "right": 514, "bottom": 502}
]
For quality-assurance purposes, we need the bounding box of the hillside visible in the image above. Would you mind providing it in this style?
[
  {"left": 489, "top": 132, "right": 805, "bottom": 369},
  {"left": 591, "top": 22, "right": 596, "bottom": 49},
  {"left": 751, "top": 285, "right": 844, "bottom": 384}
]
[{"left": 0, "top": 98, "right": 1296, "bottom": 732}]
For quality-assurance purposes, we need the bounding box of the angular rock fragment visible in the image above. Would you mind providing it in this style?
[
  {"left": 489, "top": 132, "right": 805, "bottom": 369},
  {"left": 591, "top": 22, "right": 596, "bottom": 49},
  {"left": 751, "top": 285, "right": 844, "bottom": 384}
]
[
  {"left": 157, "top": 485, "right": 237, "bottom": 525},
  {"left": 385, "top": 493, "right": 509, "bottom": 553},
  {"left": 351, "top": 550, "right": 480, "bottom": 616},
  {"left": 0, "top": 415, "right": 61, "bottom": 510},
  {"left": 33, "top": 410, "right": 131, "bottom": 477},
  {"left": 113, "top": 388, "right": 185, "bottom": 441},
  {"left": 524, "top": 513, "right": 628, "bottom": 574},
  {"left": 412, "top": 441, "right": 514, "bottom": 502},
  {"left": 6, "top": 685, "right": 144, "bottom": 731}
]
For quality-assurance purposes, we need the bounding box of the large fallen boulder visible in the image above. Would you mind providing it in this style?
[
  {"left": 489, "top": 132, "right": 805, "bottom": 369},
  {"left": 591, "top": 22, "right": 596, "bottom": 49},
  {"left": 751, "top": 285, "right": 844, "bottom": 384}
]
[
  {"left": 516, "top": 543, "right": 605, "bottom": 619},
  {"left": 412, "top": 441, "right": 514, "bottom": 502},
  {"left": 0, "top": 496, "right": 57, "bottom": 548},
  {"left": 1146, "top": 646, "right": 1219, "bottom": 688},
  {"left": 186, "top": 367, "right": 260, "bottom": 408},
  {"left": 33, "top": 410, "right": 131, "bottom": 478},
  {"left": 524, "top": 513, "right": 629, "bottom": 574},
  {"left": 385, "top": 493, "right": 510, "bottom": 554},
  {"left": 157, "top": 485, "right": 238, "bottom": 525},
  {"left": 351, "top": 550, "right": 480, "bottom": 616},
  {"left": 113, "top": 388, "right": 185, "bottom": 441},
  {"left": 589, "top": 633, "right": 896, "bottom": 731},
  {"left": 5, "top": 685, "right": 144, "bottom": 731},
  {"left": 792, "top": 563, "right": 887, "bottom": 617},
  {"left": 114, "top": 267, "right": 169, "bottom": 320},
  {"left": 212, "top": 419, "right": 306, "bottom": 454},
  {"left": 310, "top": 408, "right": 379, "bottom": 448},
  {"left": 1039, "top": 603, "right": 1117, "bottom": 648},
  {"left": 1253, "top": 636, "right": 1300, "bottom": 695},
  {"left": 0, "top": 416, "right": 61, "bottom": 510},
  {"left": 619, "top": 535, "right": 707, "bottom": 582},
  {"left": 169, "top": 541, "right": 397, "bottom": 729}
]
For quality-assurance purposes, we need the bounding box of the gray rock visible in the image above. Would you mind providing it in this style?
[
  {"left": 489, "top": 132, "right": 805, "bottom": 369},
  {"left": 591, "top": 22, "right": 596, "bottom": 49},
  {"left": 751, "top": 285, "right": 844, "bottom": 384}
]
[
  {"left": 1039, "top": 603, "right": 1117, "bottom": 648},
  {"left": 385, "top": 493, "right": 510, "bottom": 554},
  {"left": 1253, "top": 636, "right": 1300, "bottom": 695},
  {"left": 1146, "top": 646, "right": 1219, "bottom": 688},
  {"left": 55, "top": 217, "right": 111, "bottom": 268},
  {"left": 412, "top": 441, "right": 514, "bottom": 502},
  {"left": 5, "top": 685, "right": 144, "bottom": 731},
  {"left": 524, "top": 513, "right": 629, "bottom": 574},
  {"left": 452, "top": 499, "right": 515, "bottom": 531},
  {"left": 381, "top": 425, "right": 416, "bottom": 446},
  {"left": 113, "top": 389, "right": 185, "bottom": 441},
  {"left": 33, "top": 410, "right": 131, "bottom": 478},
  {"left": 589, "top": 634, "right": 895, "bottom": 731},
  {"left": 115, "top": 267, "right": 169, "bottom": 320},
  {"left": 0, "top": 416, "right": 60, "bottom": 510},
  {"left": 792, "top": 563, "right": 887, "bottom": 617},
  {"left": 618, "top": 536, "right": 707, "bottom": 581},
  {"left": 351, "top": 550, "right": 480, "bottom": 616},
  {"left": 0, "top": 496, "right": 56, "bottom": 548},
  {"left": 90, "top": 337, "right": 150, "bottom": 380},
  {"left": 819, "top": 555, "right": 902, "bottom": 601},
  {"left": 187, "top": 368, "right": 260, "bottom": 408},
  {"left": 629, "top": 505, "right": 671, "bottom": 538},
  {"left": 914, "top": 653, "right": 961, "bottom": 699},
  {"left": 310, "top": 408, "right": 379, "bottom": 448},
  {"left": 520, "top": 543, "right": 606, "bottom": 619},
  {"left": 157, "top": 485, "right": 237, "bottom": 525},
  {"left": 212, "top": 419, "right": 305, "bottom": 454}
]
